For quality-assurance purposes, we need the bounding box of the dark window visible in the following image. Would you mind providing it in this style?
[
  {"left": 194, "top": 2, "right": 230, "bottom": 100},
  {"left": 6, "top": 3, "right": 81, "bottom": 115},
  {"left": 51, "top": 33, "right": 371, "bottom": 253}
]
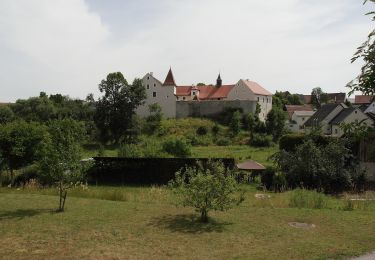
[
  {"left": 183, "top": 97, "right": 186, "bottom": 100},
  {"left": 147, "top": 76, "right": 149, "bottom": 80},
  {"left": 153, "top": 92, "right": 156, "bottom": 97},
  {"left": 154, "top": 83, "right": 156, "bottom": 87},
  {"left": 147, "top": 84, "right": 149, "bottom": 89},
  {"left": 257, "top": 97, "right": 259, "bottom": 102}
]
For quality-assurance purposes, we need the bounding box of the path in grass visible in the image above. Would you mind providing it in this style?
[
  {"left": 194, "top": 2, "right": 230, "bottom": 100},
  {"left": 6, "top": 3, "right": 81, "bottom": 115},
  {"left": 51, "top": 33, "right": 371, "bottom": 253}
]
[{"left": 1, "top": 188, "right": 375, "bottom": 259}]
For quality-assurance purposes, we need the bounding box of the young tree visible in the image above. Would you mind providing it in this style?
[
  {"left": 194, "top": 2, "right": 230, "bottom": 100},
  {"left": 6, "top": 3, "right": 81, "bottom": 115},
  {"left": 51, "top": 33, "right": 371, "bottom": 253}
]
[
  {"left": 169, "top": 160, "right": 244, "bottom": 222},
  {"left": 0, "top": 120, "right": 47, "bottom": 184},
  {"left": 311, "top": 87, "right": 328, "bottom": 108},
  {"left": 145, "top": 103, "right": 163, "bottom": 134},
  {"left": 94, "top": 72, "right": 146, "bottom": 144},
  {"left": 229, "top": 111, "right": 242, "bottom": 136},
  {"left": 38, "top": 119, "right": 86, "bottom": 212},
  {"left": 266, "top": 107, "right": 286, "bottom": 141},
  {"left": 347, "top": 0, "right": 375, "bottom": 98}
]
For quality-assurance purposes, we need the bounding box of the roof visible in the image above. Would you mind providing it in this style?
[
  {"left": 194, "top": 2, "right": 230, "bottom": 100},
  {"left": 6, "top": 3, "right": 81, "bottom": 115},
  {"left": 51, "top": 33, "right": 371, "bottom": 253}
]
[
  {"left": 304, "top": 103, "right": 341, "bottom": 127},
  {"left": 241, "top": 79, "right": 272, "bottom": 96},
  {"left": 330, "top": 107, "right": 356, "bottom": 125},
  {"left": 163, "top": 68, "right": 176, "bottom": 86},
  {"left": 236, "top": 160, "right": 266, "bottom": 171},
  {"left": 355, "top": 95, "right": 373, "bottom": 104},
  {"left": 301, "top": 93, "right": 346, "bottom": 104},
  {"left": 367, "top": 112, "right": 375, "bottom": 121},
  {"left": 175, "top": 85, "right": 235, "bottom": 100},
  {"left": 293, "top": 110, "right": 315, "bottom": 117},
  {"left": 285, "top": 105, "right": 313, "bottom": 119}
]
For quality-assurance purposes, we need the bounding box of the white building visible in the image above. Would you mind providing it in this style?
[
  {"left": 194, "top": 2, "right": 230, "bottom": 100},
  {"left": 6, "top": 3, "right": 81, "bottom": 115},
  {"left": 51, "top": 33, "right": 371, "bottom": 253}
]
[{"left": 137, "top": 68, "right": 273, "bottom": 121}]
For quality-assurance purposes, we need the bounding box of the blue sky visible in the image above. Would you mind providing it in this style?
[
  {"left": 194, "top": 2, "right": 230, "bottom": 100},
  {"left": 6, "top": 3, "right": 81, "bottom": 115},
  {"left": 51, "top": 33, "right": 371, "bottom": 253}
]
[{"left": 0, "top": 0, "right": 373, "bottom": 101}]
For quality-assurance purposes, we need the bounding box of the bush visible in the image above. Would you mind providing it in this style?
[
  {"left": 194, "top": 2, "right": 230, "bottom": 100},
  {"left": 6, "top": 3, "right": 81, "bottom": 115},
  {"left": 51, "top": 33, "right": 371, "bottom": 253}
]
[
  {"left": 260, "top": 167, "right": 276, "bottom": 190},
  {"left": 289, "top": 188, "right": 328, "bottom": 209},
  {"left": 118, "top": 143, "right": 143, "bottom": 158},
  {"left": 250, "top": 133, "right": 272, "bottom": 147},
  {"left": 279, "top": 134, "right": 305, "bottom": 152},
  {"left": 216, "top": 137, "right": 231, "bottom": 146},
  {"left": 272, "top": 172, "right": 287, "bottom": 192},
  {"left": 211, "top": 124, "right": 220, "bottom": 136},
  {"left": 217, "top": 107, "right": 243, "bottom": 126},
  {"left": 196, "top": 126, "right": 208, "bottom": 136},
  {"left": 13, "top": 164, "right": 40, "bottom": 186},
  {"left": 163, "top": 138, "right": 191, "bottom": 158},
  {"left": 169, "top": 160, "right": 244, "bottom": 222}
]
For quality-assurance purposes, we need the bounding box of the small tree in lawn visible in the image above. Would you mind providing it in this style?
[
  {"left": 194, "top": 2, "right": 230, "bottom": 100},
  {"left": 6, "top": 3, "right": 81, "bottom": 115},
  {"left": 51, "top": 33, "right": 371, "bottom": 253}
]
[
  {"left": 38, "top": 119, "right": 85, "bottom": 212},
  {"left": 169, "top": 160, "right": 245, "bottom": 223}
]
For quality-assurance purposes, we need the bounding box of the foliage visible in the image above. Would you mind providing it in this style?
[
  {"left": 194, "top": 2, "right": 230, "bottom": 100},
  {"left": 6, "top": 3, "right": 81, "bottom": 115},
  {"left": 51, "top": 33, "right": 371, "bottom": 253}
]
[
  {"left": 311, "top": 87, "right": 328, "bottom": 109},
  {"left": 144, "top": 103, "right": 163, "bottom": 135},
  {"left": 272, "top": 139, "right": 362, "bottom": 193},
  {"left": 162, "top": 137, "right": 191, "bottom": 158},
  {"left": 217, "top": 107, "right": 243, "bottom": 126},
  {"left": 94, "top": 72, "right": 146, "bottom": 144},
  {"left": 229, "top": 111, "right": 242, "bottom": 136},
  {"left": 250, "top": 133, "right": 272, "bottom": 147},
  {"left": 0, "top": 106, "right": 15, "bottom": 124},
  {"left": 265, "top": 107, "right": 286, "bottom": 141},
  {"left": 215, "top": 137, "right": 231, "bottom": 146},
  {"left": 289, "top": 188, "right": 328, "bottom": 209},
  {"left": 347, "top": 0, "right": 375, "bottom": 97},
  {"left": 11, "top": 95, "right": 57, "bottom": 122},
  {"left": 196, "top": 126, "right": 208, "bottom": 136},
  {"left": 279, "top": 133, "right": 305, "bottom": 152},
  {"left": 260, "top": 167, "right": 276, "bottom": 190},
  {"left": 0, "top": 120, "right": 47, "bottom": 184},
  {"left": 118, "top": 143, "right": 144, "bottom": 158},
  {"left": 169, "top": 160, "right": 244, "bottom": 222},
  {"left": 211, "top": 124, "right": 220, "bottom": 136},
  {"left": 272, "top": 91, "right": 302, "bottom": 109},
  {"left": 38, "top": 119, "right": 86, "bottom": 211}
]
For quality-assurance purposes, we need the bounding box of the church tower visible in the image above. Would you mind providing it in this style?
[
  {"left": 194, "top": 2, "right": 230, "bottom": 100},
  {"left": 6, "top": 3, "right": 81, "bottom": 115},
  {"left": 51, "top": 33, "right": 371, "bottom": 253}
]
[{"left": 216, "top": 73, "right": 222, "bottom": 87}]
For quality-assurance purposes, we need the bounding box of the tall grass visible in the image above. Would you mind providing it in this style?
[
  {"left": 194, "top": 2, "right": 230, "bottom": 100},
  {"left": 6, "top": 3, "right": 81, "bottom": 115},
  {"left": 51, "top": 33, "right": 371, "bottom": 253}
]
[{"left": 289, "top": 188, "right": 329, "bottom": 209}]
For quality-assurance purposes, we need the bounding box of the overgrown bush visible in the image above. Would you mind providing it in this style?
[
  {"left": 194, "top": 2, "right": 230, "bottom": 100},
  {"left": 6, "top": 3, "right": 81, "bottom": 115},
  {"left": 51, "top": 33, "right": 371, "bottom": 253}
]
[
  {"left": 162, "top": 138, "right": 191, "bottom": 158},
  {"left": 250, "top": 133, "right": 272, "bottom": 147},
  {"left": 260, "top": 167, "right": 276, "bottom": 190},
  {"left": 216, "top": 137, "right": 231, "bottom": 146},
  {"left": 118, "top": 143, "right": 143, "bottom": 157},
  {"left": 196, "top": 126, "right": 208, "bottom": 136},
  {"left": 169, "top": 160, "right": 244, "bottom": 222},
  {"left": 289, "top": 188, "right": 328, "bottom": 209}
]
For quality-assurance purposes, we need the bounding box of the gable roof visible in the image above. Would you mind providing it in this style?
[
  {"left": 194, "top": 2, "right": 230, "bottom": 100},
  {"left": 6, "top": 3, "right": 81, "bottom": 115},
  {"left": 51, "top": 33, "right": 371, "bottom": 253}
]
[
  {"left": 163, "top": 68, "right": 176, "bottom": 86},
  {"left": 236, "top": 160, "right": 265, "bottom": 171},
  {"left": 329, "top": 107, "right": 356, "bottom": 125},
  {"left": 285, "top": 104, "right": 313, "bottom": 119},
  {"left": 175, "top": 85, "right": 235, "bottom": 100},
  {"left": 304, "top": 103, "right": 341, "bottom": 127},
  {"left": 293, "top": 110, "right": 315, "bottom": 117},
  {"left": 241, "top": 79, "right": 272, "bottom": 96},
  {"left": 355, "top": 95, "right": 373, "bottom": 104}
]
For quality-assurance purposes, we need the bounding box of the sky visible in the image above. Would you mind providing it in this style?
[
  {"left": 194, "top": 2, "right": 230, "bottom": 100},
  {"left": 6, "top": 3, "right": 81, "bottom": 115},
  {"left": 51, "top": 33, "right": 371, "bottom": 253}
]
[{"left": 0, "top": 0, "right": 373, "bottom": 102}]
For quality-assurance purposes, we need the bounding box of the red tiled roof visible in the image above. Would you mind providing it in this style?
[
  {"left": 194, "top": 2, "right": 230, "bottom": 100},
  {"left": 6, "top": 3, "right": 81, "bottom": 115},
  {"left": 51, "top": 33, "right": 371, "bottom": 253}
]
[
  {"left": 242, "top": 79, "right": 272, "bottom": 96},
  {"left": 303, "top": 95, "right": 312, "bottom": 104},
  {"left": 163, "top": 68, "right": 176, "bottom": 86},
  {"left": 175, "top": 85, "right": 235, "bottom": 100},
  {"left": 285, "top": 105, "right": 313, "bottom": 119},
  {"left": 236, "top": 160, "right": 266, "bottom": 171},
  {"left": 355, "top": 95, "right": 373, "bottom": 104}
]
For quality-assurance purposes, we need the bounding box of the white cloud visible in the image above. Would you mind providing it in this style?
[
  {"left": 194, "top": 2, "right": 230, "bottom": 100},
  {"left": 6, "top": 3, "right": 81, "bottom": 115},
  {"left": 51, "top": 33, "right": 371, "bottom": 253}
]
[{"left": 0, "top": 0, "right": 372, "bottom": 101}]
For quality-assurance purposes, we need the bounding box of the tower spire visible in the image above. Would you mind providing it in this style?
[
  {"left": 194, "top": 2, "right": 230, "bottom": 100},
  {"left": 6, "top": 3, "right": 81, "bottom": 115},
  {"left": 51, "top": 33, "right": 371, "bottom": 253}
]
[
  {"left": 216, "top": 72, "right": 222, "bottom": 87},
  {"left": 163, "top": 67, "right": 176, "bottom": 86}
]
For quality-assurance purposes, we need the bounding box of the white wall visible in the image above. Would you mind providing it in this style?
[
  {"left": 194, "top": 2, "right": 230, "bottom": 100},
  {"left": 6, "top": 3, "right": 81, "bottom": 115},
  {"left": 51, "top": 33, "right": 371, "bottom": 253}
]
[
  {"left": 227, "top": 79, "right": 272, "bottom": 121},
  {"left": 136, "top": 73, "right": 176, "bottom": 118},
  {"left": 288, "top": 112, "right": 314, "bottom": 133},
  {"left": 331, "top": 108, "right": 374, "bottom": 137}
]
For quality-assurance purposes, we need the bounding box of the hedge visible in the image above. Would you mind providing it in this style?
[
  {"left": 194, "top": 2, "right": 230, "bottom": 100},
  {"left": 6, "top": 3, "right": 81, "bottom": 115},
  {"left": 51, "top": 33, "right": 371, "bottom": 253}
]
[
  {"left": 279, "top": 133, "right": 330, "bottom": 152},
  {"left": 88, "top": 157, "right": 235, "bottom": 185}
]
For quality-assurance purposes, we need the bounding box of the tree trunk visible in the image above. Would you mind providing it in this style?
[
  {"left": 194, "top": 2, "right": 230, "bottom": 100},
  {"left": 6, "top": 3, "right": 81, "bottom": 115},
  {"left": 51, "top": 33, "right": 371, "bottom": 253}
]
[
  {"left": 61, "top": 190, "right": 67, "bottom": 212},
  {"left": 10, "top": 168, "right": 14, "bottom": 186},
  {"left": 200, "top": 210, "right": 208, "bottom": 223}
]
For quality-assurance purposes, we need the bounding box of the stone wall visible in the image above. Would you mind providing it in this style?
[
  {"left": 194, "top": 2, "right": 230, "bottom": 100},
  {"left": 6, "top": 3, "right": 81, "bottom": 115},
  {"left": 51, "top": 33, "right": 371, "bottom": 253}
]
[{"left": 176, "top": 100, "right": 257, "bottom": 118}]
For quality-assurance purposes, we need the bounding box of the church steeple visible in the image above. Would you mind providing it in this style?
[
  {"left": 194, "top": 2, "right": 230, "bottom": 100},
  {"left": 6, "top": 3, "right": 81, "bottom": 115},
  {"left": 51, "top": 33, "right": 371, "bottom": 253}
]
[
  {"left": 163, "top": 67, "right": 176, "bottom": 86},
  {"left": 216, "top": 73, "right": 222, "bottom": 87}
]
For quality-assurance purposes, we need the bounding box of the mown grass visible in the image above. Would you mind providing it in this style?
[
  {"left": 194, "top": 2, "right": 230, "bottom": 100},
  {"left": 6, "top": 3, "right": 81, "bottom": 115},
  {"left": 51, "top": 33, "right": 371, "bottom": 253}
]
[{"left": 1, "top": 186, "right": 375, "bottom": 259}]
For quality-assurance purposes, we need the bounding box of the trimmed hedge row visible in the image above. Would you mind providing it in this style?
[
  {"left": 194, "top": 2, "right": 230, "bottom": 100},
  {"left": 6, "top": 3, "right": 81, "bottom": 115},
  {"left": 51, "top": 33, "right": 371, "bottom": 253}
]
[{"left": 88, "top": 157, "right": 235, "bottom": 185}]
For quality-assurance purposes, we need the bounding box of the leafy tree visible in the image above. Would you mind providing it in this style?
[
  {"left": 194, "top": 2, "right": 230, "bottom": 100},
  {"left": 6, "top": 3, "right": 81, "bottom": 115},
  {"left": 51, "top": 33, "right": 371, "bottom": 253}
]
[
  {"left": 144, "top": 103, "right": 163, "bottom": 134},
  {"left": 162, "top": 137, "right": 191, "bottom": 158},
  {"left": 94, "top": 72, "right": 146, "bottom": 144},
  {"left": 38, "top": 119, "right": 86, "bottom": 212},
  {"left": 266, "top": 107, "right": 286, "bottom": 141},
  {"left": 311, "top": 87, "right": 327, "bottom": 108},
  {"left": 169, "top": 160, "right": 244, "bottom": 222},
  {"left": 0, "top": 120, "right": 47, "bottom": 183},
  {"left": 229, "top": 111, "right": 242, "bottom": 136},
  {"left": 11, "top": 96, "right": 57, "bottom": 122},
  {"left": 272, "top": 91, "right": 302, "bottom": 109},
  {"left": 0, "top": 106, "right": 15, "bottom": 124},
  {"left": 347, "top": 0, "right": 375, "bottom": 98},
  {"left": 247, "top": 113, "right": 256, "bottom": 139}
]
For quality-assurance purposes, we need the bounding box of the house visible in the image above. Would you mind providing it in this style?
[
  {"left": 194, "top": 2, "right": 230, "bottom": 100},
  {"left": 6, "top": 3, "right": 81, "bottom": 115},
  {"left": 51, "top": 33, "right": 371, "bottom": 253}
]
[
  {"left": 364, "top": 101, "right": 375, "bottom": 121},
  {"left": 301, "top": 93, "right": 346, "bottom": 104},
  {"left": 137, "top": 68, "right": 273, "bottom": 121},
  {"left": 284, "top": 105, "right": 315, "bottom": 133},
  {"left": 304, "top": 103, "right": 374, "bottom": 137},
  {"left": 354, "top": 95, "right": 373, "bottom": 105}
]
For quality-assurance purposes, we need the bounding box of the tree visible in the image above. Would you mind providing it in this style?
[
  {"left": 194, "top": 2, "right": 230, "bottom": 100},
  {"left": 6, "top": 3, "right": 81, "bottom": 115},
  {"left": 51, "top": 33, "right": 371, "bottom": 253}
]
[
  {"left": 0, "top": 120, "right": 47, "bottom": 183},
  {"left": 38, "top": 119, "right": 86, "bottom": 212},
  {"left": 347, "top": 0, "right": 375, "bottom": 98},
  {"left": 247, "top": 113, "right": 256, "bottom": 140},
  {"left": 169, "top": 160, "right": 244, "bottom": 222},
  {"left": 229, "top": 111, "right": 242, "bottom": 136},
  {"left": 11, "top": 96, "right": 57, "bottom": 122},
  {"left": 0, "top": 106, "right": 15, "bottom": 124},
  {"left": 162, "top": 137, "right": 191, "bottom": 158},
  {"left": 144, "top": 103, "right": 163, "bottom": 134},
  {"left": 94, "top": 72, "right": 146, "bottom": 144},
  {"left": 266, "top": 107, "right": 286, "bottom": 141},
  {"left": 311, "top": 87, "right": 327, "bottom": 109}
]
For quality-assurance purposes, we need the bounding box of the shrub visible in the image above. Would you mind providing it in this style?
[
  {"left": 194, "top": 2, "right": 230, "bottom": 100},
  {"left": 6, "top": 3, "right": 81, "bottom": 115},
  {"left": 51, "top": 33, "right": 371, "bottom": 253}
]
[
  {"left": 260, "top": 167, "right": 276, "bottom": 190},
  {"left": 211, "top": 124, "right": 220, "bottom": 136},
  {"left": 216, "top": 137, "right": 231, "bottom": 146},
  {"left": 162, "top": 138, "right": 191, "bottom": 158},
  {"left": 14, "top": 164, "right": 40, "bottom": 186},
  {"left": 250, "top": 133, "right": 272, "bottom": 147},
  {"left": 217, "top": 107, "right": 243, "bottom": 126},
  {"left": 229, "top": 111, "right": 242, "bottom": 136},
  {"left": 118, "top": 143, "right": 143, "bottom": 158},
  {"left": 272, "top": 172, "right": 287, "bottom": 192},
  {"left": 279, "top": 134, "right": 305, "bottom": 152},
  {"left": 169, "top": 160, "right": 244, "bottom": 222},
  {"left": 289, "top": 188, "right": 328, "bottom": 209},
  {"left": 196, "top": 126, "right": 208, "bottom": 136}
]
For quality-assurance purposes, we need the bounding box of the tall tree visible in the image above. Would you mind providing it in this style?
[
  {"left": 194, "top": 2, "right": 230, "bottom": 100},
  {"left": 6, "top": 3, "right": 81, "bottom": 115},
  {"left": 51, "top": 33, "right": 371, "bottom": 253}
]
[
  {"left": 311, "top": 87, "right": 328, "bottom": 109},
  {"left": 94, "top": 72, "right": 146, "bottom": 144},
  {"left": 347, "top": 0, "right": 375, "bottom": 98},
  {"left": 266, "top": 107, "right": 286, "bottom": 141}
]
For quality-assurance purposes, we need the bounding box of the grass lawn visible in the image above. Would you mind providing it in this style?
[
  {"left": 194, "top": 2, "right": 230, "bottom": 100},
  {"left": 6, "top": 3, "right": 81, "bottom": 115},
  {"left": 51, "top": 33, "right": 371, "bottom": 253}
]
[{"left": 1, "top": 186, "right": 375, "bottom": 259}]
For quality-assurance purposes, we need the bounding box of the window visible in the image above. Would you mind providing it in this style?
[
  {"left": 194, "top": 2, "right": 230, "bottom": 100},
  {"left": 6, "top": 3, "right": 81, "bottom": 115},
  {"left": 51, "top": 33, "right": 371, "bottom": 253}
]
[
  {"left": 263, "top": 97, "right": 264, "bottom": 102},
  {"left": 166, "top": 95, "right": 169, "bottom": 99},
  {"left": 335, "top": 129, "right": 338, "bottom": 134},
  {"left": 266, "top": 98, "right": 268, "bottom": 103},
  {"left": 183, "top": 97, "right": 186, "bottom": 100},
  {"left": 147, "top": 84, "right": 149, "bottom": 89},
  {"left": 153, "top": 92, "right": 156, "bottom": 97},
  {"left": 176, "top": 97, "right": 179, "bottom": 101},
  {"left": 302, "top": 117, "right": 305, "bottom": 121},
  {"left": 257, "top": 97, "right": 259, "bottom": 102},
  {"left": 154, "top": 83, "right": 156, "bottom": 87},
  {"left": 218, "top": 98, "right": 221, "bottom": 100},
  {"left": 147, "top": 76, "right": 149, "bottom": 80},
  {"left": 355, "top": 110, "right": 358, "bottom": 114},
  {"left": 192, "top": 91, "right": 196, "bottom": 95}
]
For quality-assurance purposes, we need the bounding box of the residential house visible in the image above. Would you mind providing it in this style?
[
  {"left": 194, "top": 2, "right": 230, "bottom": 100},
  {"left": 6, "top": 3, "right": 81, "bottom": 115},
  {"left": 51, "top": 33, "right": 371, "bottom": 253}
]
[
  {"left": 284, "top": 105, "right": 315, "bottom": 133},
  {"left": 301, "top": 93, "right": 346, "bottom": 105}
]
